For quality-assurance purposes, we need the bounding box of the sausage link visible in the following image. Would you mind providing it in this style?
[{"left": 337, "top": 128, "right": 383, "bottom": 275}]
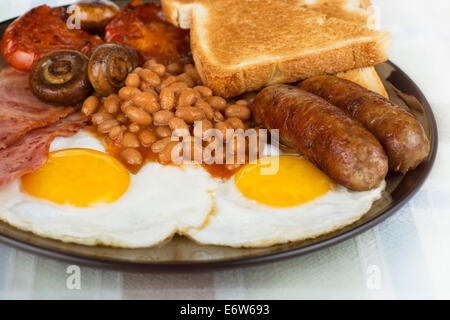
[
  {"left": 252, "top": 85, "right": 388, "bottom": 191},
  {"left": 299, "top": 76, "right": 431, "bottom": 173}
]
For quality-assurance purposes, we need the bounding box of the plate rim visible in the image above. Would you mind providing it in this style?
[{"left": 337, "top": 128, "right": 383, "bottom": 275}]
[
  {"left": 0, "top": 59, "right": 438, "bottom": 271},
  {"left": 0, "top": 8, "right": 438, "bottom": 270}
]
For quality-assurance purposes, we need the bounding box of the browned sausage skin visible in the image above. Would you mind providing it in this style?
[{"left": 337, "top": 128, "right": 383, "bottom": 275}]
[
  {"left": 299, "top": 76, "right": 431, "bottom": 174},
  {"left": 252, "top": 85, "right": 388, "bottom": 191}
]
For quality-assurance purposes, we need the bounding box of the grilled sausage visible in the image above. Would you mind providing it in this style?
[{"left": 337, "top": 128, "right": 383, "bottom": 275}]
[
  {"left": 299, "top": 76, "right": 431, "bottom": 173},
  {"left": 252, "top": 85, "right": 388, "bottom": 191}
]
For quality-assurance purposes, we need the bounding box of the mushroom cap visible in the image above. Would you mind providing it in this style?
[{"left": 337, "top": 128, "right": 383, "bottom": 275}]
[
  {"left": 74, "top": 0, "right": 120, "bottom": 34},
  {"left": 88, "top": 43, "right": 139, "bottom": 97},
  {"left": 29, "top": 50, "right": 92, "bottom": 106}
]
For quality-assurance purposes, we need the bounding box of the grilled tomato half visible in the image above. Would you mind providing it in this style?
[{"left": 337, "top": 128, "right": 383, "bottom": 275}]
[
  {"left": 104, "top": 0, "right": 191, "bottom": 65},
  {"left": 1, "top": 5, "right": 103, "bottom": 72}
]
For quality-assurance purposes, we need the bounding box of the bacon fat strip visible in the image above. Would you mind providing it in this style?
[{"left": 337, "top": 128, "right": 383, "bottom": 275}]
[
  {"left": 0, "top": 68, "right": 75, "bottom": 150},
  {"left": 299, "top": 75, "right": 431, "bottom": 173},
  {"left": 0, "top": 113, "right": 89, "bottom": 186},
  {"left": 252, "top": 85, "right": 388, "bottom": 191}
]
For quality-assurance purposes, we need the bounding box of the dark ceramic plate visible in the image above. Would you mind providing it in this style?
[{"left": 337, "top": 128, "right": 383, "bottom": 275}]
[{"left": 0, "top": 1, "right": 438, "bottom": 270}]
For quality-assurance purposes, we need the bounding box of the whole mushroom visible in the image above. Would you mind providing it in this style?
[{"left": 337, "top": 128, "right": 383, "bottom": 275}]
[
  {"left": 71, "top": 0, "right": 120, "bottom": 34},
  {"left": 88, "top": 43, "right": 139, "bottom": 97},
  {"left": 29, "top": 50, "right": 92, "bottom": 106}
]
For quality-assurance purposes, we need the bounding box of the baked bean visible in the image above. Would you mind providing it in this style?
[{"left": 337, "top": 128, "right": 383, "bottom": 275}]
[
  {"left": 242, "top": 91, "right": 257, "bottom": 104},
  {"left": 159, "top": 88, "right": 175, "bottom": 110},
  {"left": 168, "top": 82, "right": 188, "bottom": 94},
  {"left": 151, "top": 137, "right": 172, "bottom": 153},
  {"left": 109, "top": 125, "right": 124, "bottom": 141},
  {"left": 204, "top": 135, "right": 222, "bottom": 149},
  {"left": 153, "top": 110, "right": 174, "bottom": 125},
  {"left": 166, "top": 62, "right": 184, "bottom": 75},
  {"left": 177, "top": 73, "right": 195, "bottom": 88},
  {"left": 149, "top": 63, "right": 166, "bottom": 77},
  {"left": 215, "top": 121, "right": 234, "bottom": 141},
  {"left": 143, "top": 59, "right": 157, "bottom": 69},
  {"left": 184, "top": 64, "right": 195, "bottom": 72},
  {"left": 122, "top": 132, "right": 140, "bottom": 148},
  {"left": 235, "top": 99, "right": 249, "bottom": 106},
  {"left": 155, "top": 126, "right": 172, "bottom": 138},
  {"left": 168, "top": 117, "right": 189, "bottom": 133},
  {"left": 203, "top": 137, "right": 223, "bottom": 163},
  {"left": 181, "top": 136, "right": 203, "bottom": 160},
  {"left": 226, "top": 117, "right": 245, "bottom": 130},
  {"left": 246, "top": 128, "right": 264, "bottom": 159},
  {"left": 228, "top": 131, "right": 246, "bottom": 155},
  {"left": 121, "top": 148, "right": 143, "bottom": 165},
  {"left": 194, "top": 86, "right": 213, "bottom": 98},
  {"left": 104, "top": 94, "right": 120, "bottom": 114},
  {"left": 138, "top": 130, "right": 157, "bottom": 147},
  {"left": 213, "top": 111, "right": 225, "bottom": 122},
  {"left": 92, "top": 112, "right": 113, "bottom": 125},
  {"left": 132, "top": 92, "right": 160, "bottom": 113},
  {"left": 175, "top": 107, "right": 205, "bottom": 123},
  {"left": 195, "top": 99, "right": 214, "bottom": 120},
  {"left": 192, "top": 89, "right": 202, "bottom": 99},
  {"left": 158, "top": 141, "right": 182, "bottom": 165},
  {"left": 120, "top": 99, "right": 134, "bottom": 113},
  {"left": 193, "top": 119, "right": 213, "bottom": 139},
  {"left": 124, "top": 106, "right": 152, "bottom": 125},
  {"left": 185, "top": 68, "right": 201, "bottom": 84},
  {"left": 118, "top": 86, "right": 140, "bottom": 100},
  {"left": 139, "top": 81, "right": 151, "bottom": 91},
  {"left": 82, "top": 96, "right": 99, "bottom": 116},
  {"left": 116, "top": 112, "right": 128, "bottom": 124},
  {"left": 125, "top": 73, "right": 141, "bottom": 88},
  {"left": 178, "top": 88, "right": 197, "bottom": 107},
  {"left": 207, "top": 96, "right": 227, "bottom": 110},
  {"left": 224, "top": 104, "right": 251, "bottom": 120},
  {"left": 142, "top": 87, "right": 159, "bottom": 98},
  {"left": 132, "top": 67, "right": 143, "bottom": 75},
  {"left": 97, "top": 105, "right": 107, "bottom": 113},
  {"left": 98, "top": 119, "right": 119, "bottom": 134},
  {"left": 128, "top": 123, "right": 140, "bottom": 133},
  {"left": 139, "top": 69, "right": 161, "bottom": 86},
  {"left": 160, "top": 76, "right": 177, "bottom": 89}
]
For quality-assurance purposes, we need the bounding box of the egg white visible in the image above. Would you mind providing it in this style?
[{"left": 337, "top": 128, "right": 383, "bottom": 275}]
[
  {"left": 0, "top": 131, "right": 219, "bottom": 248},
  {"left": 185, "top": 177, "right": 386, "bottom": 248},
  {"left": 0, "top": 130, "right": 387, "bottom": 249}
]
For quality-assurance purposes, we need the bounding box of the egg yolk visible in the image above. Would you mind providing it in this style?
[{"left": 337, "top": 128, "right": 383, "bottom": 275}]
[
  {"left": 21, "top": 149, "right": 130, "bottom": 207},
  {"left": 234, "top": 155, "right": 335, "bottom": 208}
]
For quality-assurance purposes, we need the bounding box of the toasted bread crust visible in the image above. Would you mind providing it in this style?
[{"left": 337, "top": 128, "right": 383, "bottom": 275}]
[
  {"left": 337, "top": 67, "right": 388, "bottom": 98},
  {"left": 193, "top": 28, "right": 390, "bottom": 97},
  {"left": 163, "top": 0, "right": 390, "bottom": 97}
]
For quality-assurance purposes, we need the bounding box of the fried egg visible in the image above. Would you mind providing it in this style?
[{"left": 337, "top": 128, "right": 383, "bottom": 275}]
[
  {"left": 186, "top": 156, "right": 385, "bottom": 248},
  {"left": 0, "top": 131, "right": 218, "bottom": 248},
  {"left": 0, "top": 130, "right": 385, "bottom": 249}
]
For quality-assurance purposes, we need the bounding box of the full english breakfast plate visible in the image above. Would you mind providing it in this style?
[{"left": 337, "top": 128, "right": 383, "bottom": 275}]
[{"left": 0, "top": 0, "right": 437, "bottom": 269}]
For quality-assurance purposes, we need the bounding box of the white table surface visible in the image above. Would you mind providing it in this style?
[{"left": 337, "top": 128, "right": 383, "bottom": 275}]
[{"left": 0, "top": 0, "right": 449, "bottom": 300}]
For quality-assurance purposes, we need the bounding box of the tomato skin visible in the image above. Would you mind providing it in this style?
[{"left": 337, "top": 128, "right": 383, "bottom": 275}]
[
  {"left": 105, "top": 0, "right": 191, "bottom": 65},
  {"left": 1, "top": 5, "right": 103, "bottom": 72}
]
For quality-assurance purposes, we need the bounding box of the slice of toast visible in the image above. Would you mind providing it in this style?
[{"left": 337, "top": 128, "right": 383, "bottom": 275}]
[
  {"left": 161, "top": 0, "right": 391, "bottom": 97},
  {"left": 300, "top": 0, "right": 377, "bottom": 29},
  {"left": 305, "top": 1, "right": 388, "bottom": 97},
  {"left": 337, "top": 67, "right": 388, "bottom": 98}
]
